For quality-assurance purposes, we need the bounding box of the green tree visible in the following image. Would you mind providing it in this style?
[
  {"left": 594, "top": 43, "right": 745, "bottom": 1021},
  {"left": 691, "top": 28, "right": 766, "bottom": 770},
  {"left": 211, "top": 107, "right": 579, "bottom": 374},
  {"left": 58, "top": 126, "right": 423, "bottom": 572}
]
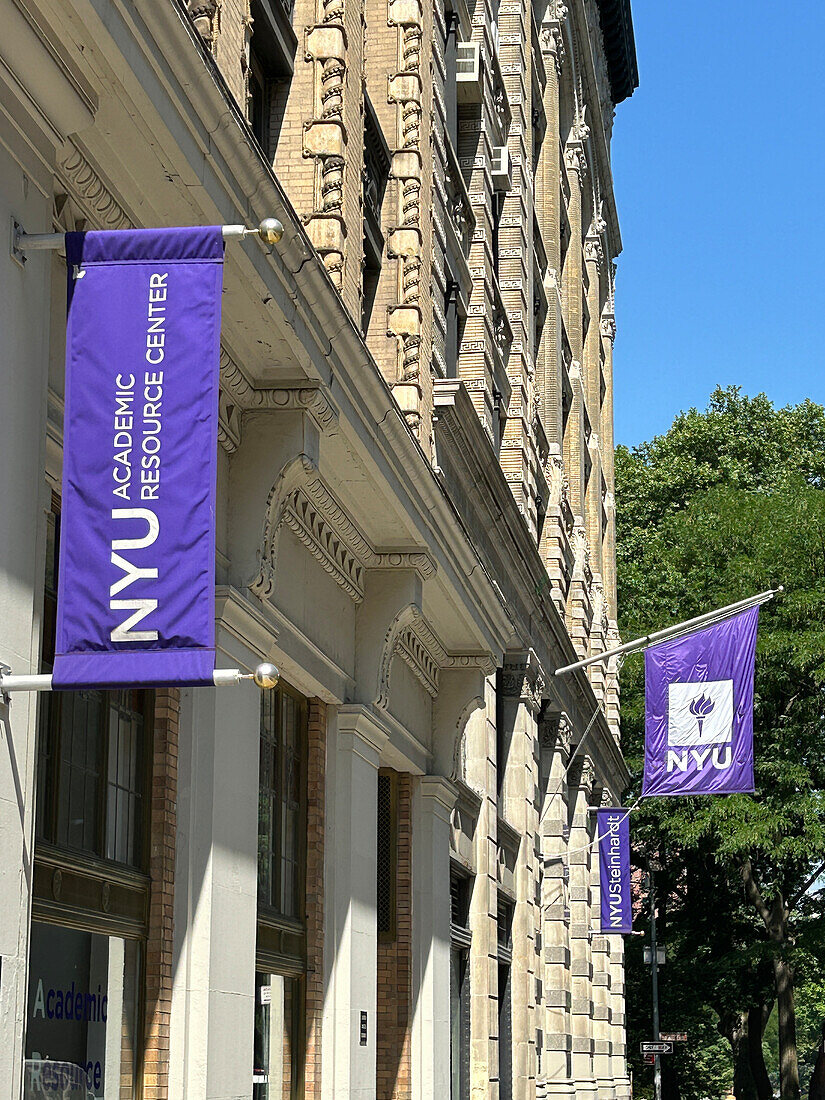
[{"left": 616, "top": 389, "right": 825, "bottom": 1100}]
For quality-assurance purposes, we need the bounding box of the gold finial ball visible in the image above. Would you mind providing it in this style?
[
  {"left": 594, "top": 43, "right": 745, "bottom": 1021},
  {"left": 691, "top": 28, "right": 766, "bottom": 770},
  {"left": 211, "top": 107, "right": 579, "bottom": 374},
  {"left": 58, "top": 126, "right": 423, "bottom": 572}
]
[
  {"left": 253, "top": 662, "right": 280, "bottom": 690},
  {"left": 259, "top": 218, "right": 284, "bottom": 245}
]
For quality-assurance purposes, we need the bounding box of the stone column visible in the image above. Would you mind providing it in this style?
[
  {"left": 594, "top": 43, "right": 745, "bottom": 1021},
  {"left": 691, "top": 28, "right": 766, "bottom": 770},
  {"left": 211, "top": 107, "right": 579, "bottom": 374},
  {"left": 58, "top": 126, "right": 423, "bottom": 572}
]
[
  {"left": 411, "top": 776, "right": 458, "bottom": 1100},
  {"left": 568, "top": 758, "right": 598, "bottom": 1100},
  {"left": 323, "top": 704, "right": 389, "bottom": 1100},
  {"left": 501, "top": 653, "right": 545, "bottom": 1100},
  {"left": 539, "top": 716, "right": 575, "bottom": 1100},
  {"left": 464, "top": 678, "right": 499, "bottom": 1099},
  {"left": 609, "top": 935, "right": 631, "bottom": 1100},
  {"left": 591, "top": 792, "right": 615, "bottom": 1100},
  {"left": 0, "top": 148, "right": 53, "bottom": 1098},
  {"left": 169, "top": 628, "right": 262, "bottom": 1098}
]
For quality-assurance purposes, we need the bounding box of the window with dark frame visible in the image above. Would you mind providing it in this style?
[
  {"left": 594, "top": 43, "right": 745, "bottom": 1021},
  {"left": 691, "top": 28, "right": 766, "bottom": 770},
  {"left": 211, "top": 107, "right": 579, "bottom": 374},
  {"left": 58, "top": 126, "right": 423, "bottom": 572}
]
[
  {"left": 450, "top": 868, "right": 472, "bottom": 1100},
  {"left": 35, "top": 502, "right": 150, "bottom": 872},
  {"left": 258, "top": 685, "right": 307, "bottom": 918},
  {"left": 256, "top": 680, "right": 309, "bottom": 1100},
  {"left": 246, "top": 0, "right": 298, "bottom": 159},
  {"left": 362, "top": 94, "right": 390, "bottom": 334},
  {"left": 497, "top": 896, "right": 514, "bottom": 1100}
]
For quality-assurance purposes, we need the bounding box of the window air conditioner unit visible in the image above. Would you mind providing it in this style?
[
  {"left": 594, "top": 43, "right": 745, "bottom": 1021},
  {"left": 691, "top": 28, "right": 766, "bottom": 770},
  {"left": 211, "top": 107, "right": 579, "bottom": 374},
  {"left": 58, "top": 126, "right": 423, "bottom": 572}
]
[
  {"left": 456, "top": 42, "right": 483, "bottom": 103},
  {"left": 492, "top": 145, "right": 511, "bottom": 191}
]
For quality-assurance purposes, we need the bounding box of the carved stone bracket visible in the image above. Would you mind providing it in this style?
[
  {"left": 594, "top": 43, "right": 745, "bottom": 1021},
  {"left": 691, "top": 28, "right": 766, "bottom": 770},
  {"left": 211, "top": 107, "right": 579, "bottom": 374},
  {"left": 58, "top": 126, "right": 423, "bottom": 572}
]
[
  {"left": 501, "top": 649, "right": 547, "bottom": 715},
  {"left": 584, "top": 234, "right": 603, "bottom": 270},
  {"left": 252, "top": 455, "right": 437, "bottom": 602},
  {"left": 600, "top": 311, "right": 616, "bottom": 344},
  {"left": 377, "top": 603, "right": 495, "bottom": 709}
]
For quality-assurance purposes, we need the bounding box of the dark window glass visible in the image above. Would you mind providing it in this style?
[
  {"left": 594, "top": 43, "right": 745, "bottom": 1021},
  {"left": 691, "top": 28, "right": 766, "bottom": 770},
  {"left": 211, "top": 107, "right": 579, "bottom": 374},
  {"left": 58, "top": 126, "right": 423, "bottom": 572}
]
[
  {"left": 258, "top": 686, "right": 306, "bottom": 918},
  {"left": 450, "top": 869, "right": 472, "bottom": 1100}
]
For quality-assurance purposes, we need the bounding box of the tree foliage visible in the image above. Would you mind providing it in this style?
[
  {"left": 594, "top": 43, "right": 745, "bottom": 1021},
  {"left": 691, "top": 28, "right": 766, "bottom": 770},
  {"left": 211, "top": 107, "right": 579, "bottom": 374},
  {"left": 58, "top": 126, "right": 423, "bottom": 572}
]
[{"left": 616, "top": 388, "right": 825, "bottom": 1099}]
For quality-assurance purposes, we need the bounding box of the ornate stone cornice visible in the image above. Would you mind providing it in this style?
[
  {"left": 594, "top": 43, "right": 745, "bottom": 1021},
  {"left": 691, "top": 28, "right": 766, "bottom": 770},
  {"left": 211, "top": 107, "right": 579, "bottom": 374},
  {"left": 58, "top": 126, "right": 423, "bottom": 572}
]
[{"left": 252, "top": 454, "right": 437, "bottom": 603}]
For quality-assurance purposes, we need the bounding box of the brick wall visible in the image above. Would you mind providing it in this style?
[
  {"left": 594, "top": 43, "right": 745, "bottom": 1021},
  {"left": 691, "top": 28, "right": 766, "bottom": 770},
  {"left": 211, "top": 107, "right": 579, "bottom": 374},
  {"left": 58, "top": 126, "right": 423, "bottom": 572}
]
[
  {"left": 376, "top": 773, "right": 412, "bottom": 1100},
  {"left": 142, "top": 688, "right": 179, "bottom": 1100},
  {"left": 305, "top": 699, "right": 327, "bottom": 1100}
]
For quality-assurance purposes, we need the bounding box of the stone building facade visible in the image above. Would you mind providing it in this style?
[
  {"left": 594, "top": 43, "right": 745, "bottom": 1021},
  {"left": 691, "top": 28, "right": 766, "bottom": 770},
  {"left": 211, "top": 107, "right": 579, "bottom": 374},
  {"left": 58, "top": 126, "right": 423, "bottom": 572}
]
[{"left": 0, "top": 0, "right": 635, "bottom": 1097}]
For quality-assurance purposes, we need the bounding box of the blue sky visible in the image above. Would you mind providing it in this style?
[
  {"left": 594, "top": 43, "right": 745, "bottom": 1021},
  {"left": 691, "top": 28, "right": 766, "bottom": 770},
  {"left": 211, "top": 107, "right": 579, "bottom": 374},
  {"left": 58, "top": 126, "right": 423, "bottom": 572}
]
[{"left": 610, "top": 0, "right": 825, "bottom": 448}]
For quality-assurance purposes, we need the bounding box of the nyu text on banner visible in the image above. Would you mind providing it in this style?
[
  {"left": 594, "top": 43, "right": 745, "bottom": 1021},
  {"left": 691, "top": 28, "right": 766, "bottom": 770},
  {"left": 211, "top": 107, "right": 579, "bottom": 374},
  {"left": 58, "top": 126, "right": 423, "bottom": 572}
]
[
  {"left": 642, "top": 606, "right": 759, "bottom": 797},
  {"left": 597, "top": 808, "right": 632, "bottom": 934},
  {"left": 52, "top": 227, "right": 224, "bottom": 689}
]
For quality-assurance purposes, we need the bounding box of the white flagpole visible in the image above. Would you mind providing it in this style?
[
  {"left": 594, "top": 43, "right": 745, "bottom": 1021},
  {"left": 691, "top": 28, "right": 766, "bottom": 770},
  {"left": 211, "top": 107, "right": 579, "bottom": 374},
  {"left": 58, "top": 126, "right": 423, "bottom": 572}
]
[
  {"left": 0, "top": 663, "right": 280, "bottom": 695},
  {"left": 12, "top": 219, "right": 285, "bottom": 252},
  {"left": 554, "top": 587, "right": 782, "bottom": 677}
]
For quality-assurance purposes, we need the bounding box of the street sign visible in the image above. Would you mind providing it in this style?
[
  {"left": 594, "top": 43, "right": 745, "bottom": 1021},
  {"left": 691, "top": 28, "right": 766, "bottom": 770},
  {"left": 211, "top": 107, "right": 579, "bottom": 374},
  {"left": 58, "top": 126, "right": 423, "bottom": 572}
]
[
  {"left": 640, "top": 1041, "right": 673, "bottom": 1055},
  {"left": 644, "top": 946, "right": 666, "bottom": 965},
  {"left": 659, "top": 1032, "right": 688, "bottom": 1043},
  {"left": 643, "top": 1054, "right": 655, "bottom": 1065}
]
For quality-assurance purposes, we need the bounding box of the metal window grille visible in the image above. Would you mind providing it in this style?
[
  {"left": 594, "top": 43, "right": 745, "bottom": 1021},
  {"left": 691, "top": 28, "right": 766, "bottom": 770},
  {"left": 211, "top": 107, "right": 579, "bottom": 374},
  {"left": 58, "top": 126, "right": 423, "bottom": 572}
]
[{"left": 377, "top": 772, "right": 397, "bottom": 938}]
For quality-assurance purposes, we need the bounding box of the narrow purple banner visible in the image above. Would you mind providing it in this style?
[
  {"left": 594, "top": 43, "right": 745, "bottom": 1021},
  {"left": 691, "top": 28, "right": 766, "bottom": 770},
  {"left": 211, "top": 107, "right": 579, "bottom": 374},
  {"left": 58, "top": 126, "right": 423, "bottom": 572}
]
[
  {"left": 642, "top": 606, "right": 759, "bottom": 797},
  {"left": 598, "top": 808, "right": 632, "bottom": 934},
  {"left": 52, "top": 227, "right": 224, "bottom": 689}
]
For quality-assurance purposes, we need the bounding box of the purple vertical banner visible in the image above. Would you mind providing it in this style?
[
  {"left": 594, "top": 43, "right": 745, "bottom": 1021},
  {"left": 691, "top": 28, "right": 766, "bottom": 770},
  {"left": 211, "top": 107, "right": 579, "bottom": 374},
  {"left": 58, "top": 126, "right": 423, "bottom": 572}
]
[
  {"left": 598, "top": 808, "right": 632, "bottom": 934},
  {"left": 642, "top": 607, "right": 759, "bottom": 797},
  {"left": 52, "top": 227, "right": 224, "bottom": 689}
]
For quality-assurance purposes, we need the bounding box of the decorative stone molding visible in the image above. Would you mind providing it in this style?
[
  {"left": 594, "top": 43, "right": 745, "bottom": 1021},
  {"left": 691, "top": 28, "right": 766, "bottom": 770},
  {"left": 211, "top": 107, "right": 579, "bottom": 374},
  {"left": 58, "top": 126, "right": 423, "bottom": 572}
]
[
  {"left": 187, "top": 0, "right": 218, "bottom": 43},
  {"left": 252, "top": 454, "right": 437, "bottom": 601},
  {"left": 386, "top": 0, "right": 425, "bottom": 433},
  {"left": 302, "top": 2, "right": 348, "bottom": 287},
  {"left": 218, "top": 346, "right": 340, "bottom": 449},
  {"left": 600, "top": 311, "right": 616, "bottom": 344},
  {"left": 57, "top": 141, "right": 131, "bottom": 231},
  {"left": 584, "top": 234, "right": 603, "bottom": 269},
  {"left": 563, "top": 139, "right": 587, "bottom": 182},
  {"left": 501, "top": 649, "right": 547, "bottom": 715},
  {"left": 578, "top": 756, "right": 597, "bottom": 792},
  {"left": 376, "top": 603, "right": 494, "bottom": 709}
]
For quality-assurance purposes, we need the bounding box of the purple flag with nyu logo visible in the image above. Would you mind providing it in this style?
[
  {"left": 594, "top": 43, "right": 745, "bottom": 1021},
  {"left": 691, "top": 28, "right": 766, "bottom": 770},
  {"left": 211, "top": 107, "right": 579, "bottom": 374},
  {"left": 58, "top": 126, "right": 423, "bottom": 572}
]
[
  {"left": 642, "top": 606, "right": 759, "bottom": 797},
  {"left": 598, "top": 808, "right": 632, "bottom": 934},
  {"left": 52, "top": 228, "right": 224, "bottom": 689}
]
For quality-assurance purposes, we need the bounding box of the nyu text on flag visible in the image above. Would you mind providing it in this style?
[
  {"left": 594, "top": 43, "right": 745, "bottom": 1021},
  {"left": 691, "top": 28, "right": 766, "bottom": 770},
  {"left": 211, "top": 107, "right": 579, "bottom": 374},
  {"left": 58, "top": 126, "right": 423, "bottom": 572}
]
[
  {"left": 598, "top": 808, "right": 632, "bottom": 934},
  {"left": 642, "top": 606, "right": 759, "bottom": 797},
  {"left": 52, "top": 227, "right": 224, "bottom": 689}
]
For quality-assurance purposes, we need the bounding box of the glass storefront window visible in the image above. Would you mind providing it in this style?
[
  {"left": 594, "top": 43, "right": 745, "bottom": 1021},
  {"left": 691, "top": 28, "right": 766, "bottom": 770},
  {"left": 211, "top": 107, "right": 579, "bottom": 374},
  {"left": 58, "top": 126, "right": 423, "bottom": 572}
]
[
  {"left": 24, "top": 922, "right": 141, "bottom": 1099},
  {"left": 253, "top": 972, "right": 302, "bottom": 1100}
]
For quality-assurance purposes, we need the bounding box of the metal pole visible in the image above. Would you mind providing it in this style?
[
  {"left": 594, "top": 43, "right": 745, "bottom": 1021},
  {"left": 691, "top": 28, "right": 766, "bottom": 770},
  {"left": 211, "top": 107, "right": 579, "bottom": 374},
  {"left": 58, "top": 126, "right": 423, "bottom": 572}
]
[
  {"left": 0, "top": 663, "right": 280, "bottom": 694},
  {"left": 650, "top": 869, "right": 662, "bottom": 1100},
  {"left": 554, "top": 586, "right": 781, "bottom": 677},
  {"left": 12, "top": 218, "right": 285, "bottom": 252}
]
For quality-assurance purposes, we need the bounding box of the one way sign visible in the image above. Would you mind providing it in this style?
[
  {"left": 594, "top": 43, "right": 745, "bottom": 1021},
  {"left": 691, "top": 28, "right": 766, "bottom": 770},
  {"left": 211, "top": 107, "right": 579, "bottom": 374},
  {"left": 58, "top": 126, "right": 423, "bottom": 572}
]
[{"left": 640, "top": 1041, "right": 673, "bottom": 1055}]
